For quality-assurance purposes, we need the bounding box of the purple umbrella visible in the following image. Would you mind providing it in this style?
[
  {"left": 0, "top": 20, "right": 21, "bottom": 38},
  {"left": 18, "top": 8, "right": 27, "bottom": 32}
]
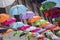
[{"left": 26, "top": 11, "right": 35, "bottom": 19}]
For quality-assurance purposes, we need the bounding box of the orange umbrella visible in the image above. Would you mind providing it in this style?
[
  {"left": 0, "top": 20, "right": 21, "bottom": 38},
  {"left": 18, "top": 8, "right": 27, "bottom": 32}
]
[
  {"left": 34, "top": 16, "right": 42, "bottom": 21},
  {"left": 40, "top": 22, "right": 51, "bottom": 28},
  {"left": 3, "top": 29, "right": 13, "bottom": 35},
  {"left": 28, "top": 16, "right": 42, "bottom": 23},
  {"left": 0, "top": 13, "right": 10, "bottom": 23}
]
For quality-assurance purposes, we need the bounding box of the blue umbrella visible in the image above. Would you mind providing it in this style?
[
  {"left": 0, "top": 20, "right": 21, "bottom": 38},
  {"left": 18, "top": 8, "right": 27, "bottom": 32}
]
[
  {"left": 9, "top": 5, "right": 28, "bottom": 16},
  {"left": 10, "top": 22, "right": 24, "bottom": 29}
]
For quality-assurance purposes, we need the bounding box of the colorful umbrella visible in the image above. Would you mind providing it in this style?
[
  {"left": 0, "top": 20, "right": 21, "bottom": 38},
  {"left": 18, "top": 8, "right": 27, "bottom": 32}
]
[
  {"left": 0, "top": 14, "right": 10, "bottom": 23},
  {"left": 1, "top": 17, "right": 16, "bottom": 26},
  {"left": 55, "top": 17, "right": 60, "bottom": 22},
  {"left": 45, "top": 7, "right": 60, "bottom": 18},
  {"left": 28, "top": 16, "right": 42, "bottom": 23},
  {"left": 34, "top": 19, "right": 46, "bottom": 26},
  {"left": 56, "top": 31, "right": 60, "bottom": 36},
  {"left": 20, "top": 11, "right": 35, "bottom": 20},
  {"left": 3, "top": 29, "right": 14, "bottom": 35},
  {"left": 9, "top": 5, "right": 28, "bottom": 15},
  {"left": 47, "top": 0, "right": 60, "bottom": 7},
  {"left": 19, "top": 11, "right": 35, "bottom": 24},
  {"left": 26, "top": 11, "right": 35, "bottom": 19},
  {"left": 13, "top": 31, "right": 23, "bottom": 37},
  {"left": 0, "top": 0, "right": 15, "bottom": 8},
  {"left": 40, "top": 1, "right": 56, "bottom": 10},
  {"left": 10, "top": 22, "right": 24, "bottom": 29},
  {"left": 19, "top": 13, "right": 27, "bottom": 20},
  {"left": 25, "top": 32, "right": 32, "bottom": 37}
]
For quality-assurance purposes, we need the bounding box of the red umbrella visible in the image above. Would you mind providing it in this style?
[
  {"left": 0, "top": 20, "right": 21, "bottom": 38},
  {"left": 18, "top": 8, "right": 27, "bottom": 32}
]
[{"left": 45, "top": 7, "right": 60, "bottom": 18}]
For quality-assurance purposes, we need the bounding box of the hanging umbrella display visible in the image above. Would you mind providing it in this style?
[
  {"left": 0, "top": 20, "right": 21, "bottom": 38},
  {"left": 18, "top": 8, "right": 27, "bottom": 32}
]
[
  {"left": 40, "top": 1, "right": 56, "bottom": 10},
  {"left": 9, "top": 5, "right": 28, "bottom": 16},
  {"left": 10, "top": 22, "right": 45, "bottom": 37},
  {"left": 1, "top": 17, "right": 59, "bottom": 40},
  {"left": 0, "top": 0, "right": 15, "bottom": 8},
  {"left": 0, "top": 1, "right": 60, "bottom": 40},
  {"left": 19, "top": 11, "right": 35, "bottom": 24},
  {"left": 39, "top": 1, "right": 56, "bottom": 23},
  {"left": 45, "top": 7, "right": 60, "bottom": 18}
]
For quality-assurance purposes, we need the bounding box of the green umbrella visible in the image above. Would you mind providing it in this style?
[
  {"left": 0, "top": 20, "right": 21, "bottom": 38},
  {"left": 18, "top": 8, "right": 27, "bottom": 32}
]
[
  {"left": 13, "top": 31, "right": 23, "bottom": 37},
  {"left": 34, "top": 20, "right": 41, "bottom": 26},
  {"left": 55, "top": 17, "right": 60, "bottom": 22},
  {"left": 40, "top": 1, "right": 56, "bottom": 10},
  {"left": 56, "top": 31, "right": 60, "bottom": 35},
  {"left": 34, "top": 19, "right": 46, "bottom": 26},
  {"left": 47, "top": 38, "right": 50, "bottom": 40},
  {"left": 25, "top": 32, "right": 32, "bottom": 37},
  {"left": 40, "top": 19, "right": 46, "bottom": 24}
]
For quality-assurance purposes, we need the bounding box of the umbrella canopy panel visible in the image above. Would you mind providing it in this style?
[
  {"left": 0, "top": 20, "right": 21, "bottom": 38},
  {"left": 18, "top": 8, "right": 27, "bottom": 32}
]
[
  {"left": 9, "top": 5, "right": 28, "bottom": 15},
  {"left": 0, "top": 0, "right": 15, "bottom": 8}
]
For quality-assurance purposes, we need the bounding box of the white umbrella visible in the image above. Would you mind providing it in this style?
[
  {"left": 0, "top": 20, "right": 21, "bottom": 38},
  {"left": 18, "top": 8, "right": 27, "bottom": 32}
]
[{"left": 0, "top": 0, "right": 15, "bottom": 8}]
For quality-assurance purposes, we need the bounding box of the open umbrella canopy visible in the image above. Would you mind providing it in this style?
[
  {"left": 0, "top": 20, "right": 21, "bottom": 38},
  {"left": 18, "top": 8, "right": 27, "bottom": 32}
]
[
  {"left": 13, "top": 31, "right": 23, "bottom": 37},
  {"left": 55, "top": 17, "right": 60, "bottom": 22},
  {"left": 10, "top": 22, "right": 24, "bottom": 29},
  {"left": 1, "top": 17, "right": 16, "bottom": 26},
  {"left": 0, "top": 0, "right": 15, "bottom": 8},
  {"left": 45, "top": 7, "right": 60, "bottom": 18},
  {"left": 9, "top": 5, "right": 28, "bottom": 16},
  {"left": 40, "top": 1, "right": 56, "bottom": 10},
  {"left": 0, "top": 13, "right": 10, "bottom": 23},
  {"left": 56, "top": 31, "right": 60, "bottom": 35},
  {"left": 47, "top": 0, "right": 60, "bottom": 7},
  {"left": 19, "top": 11, "right": 35, "bottom": 20}
]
